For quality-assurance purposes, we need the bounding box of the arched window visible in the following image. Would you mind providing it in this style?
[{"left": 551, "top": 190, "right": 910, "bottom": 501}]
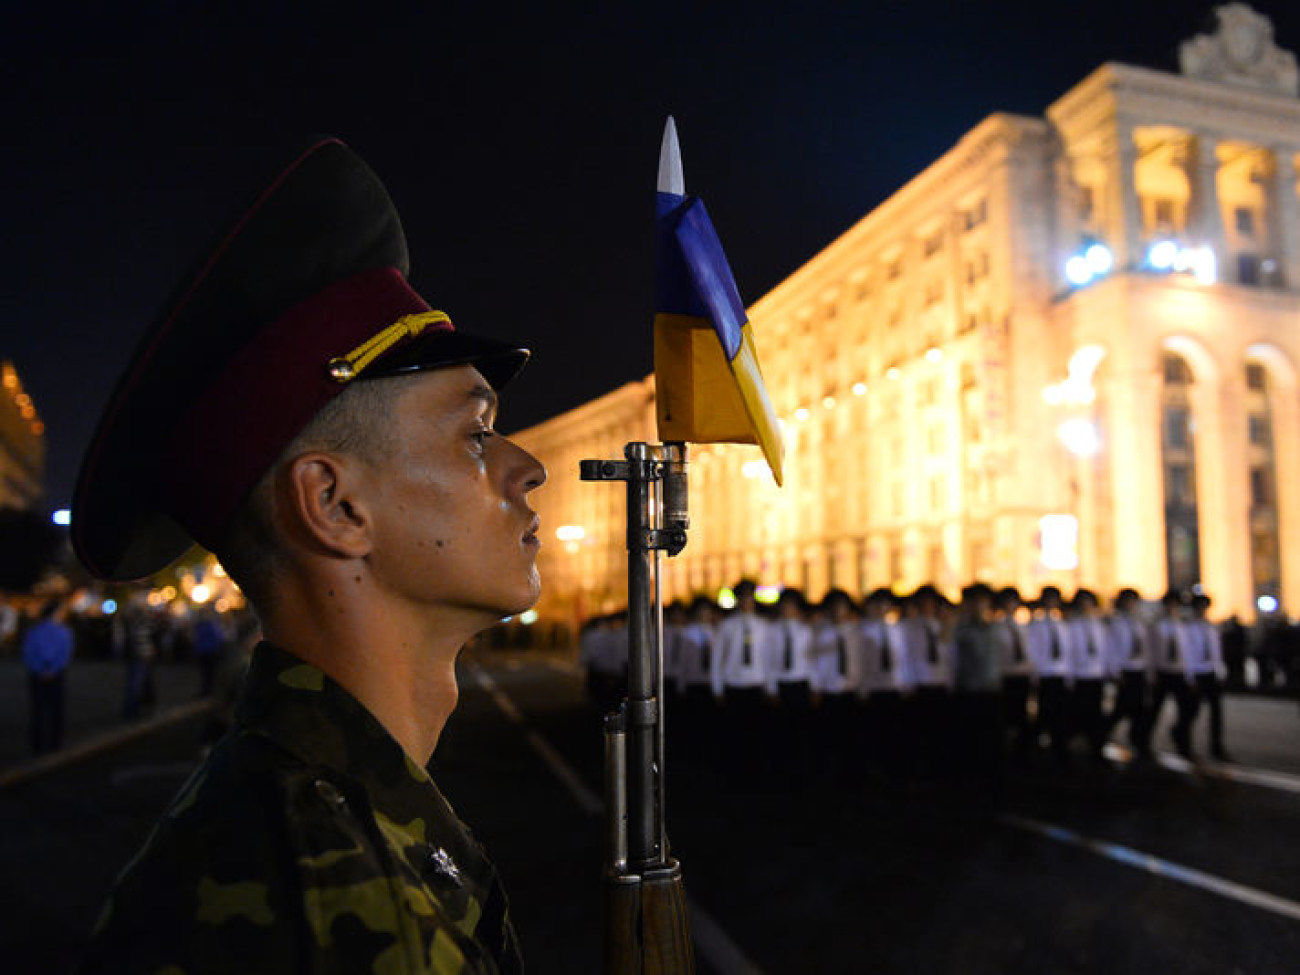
[
  {"left": 1161, "top": 353, "right": 1201, "bottom": 590},
  {"left": 1245, "top": 362, "right": 1281, "bottom": 605}
]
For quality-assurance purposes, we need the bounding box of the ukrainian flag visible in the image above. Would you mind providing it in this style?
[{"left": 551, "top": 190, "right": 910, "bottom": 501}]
[{"left": 653, "top": 119, "right": 784, "bottom": 485}]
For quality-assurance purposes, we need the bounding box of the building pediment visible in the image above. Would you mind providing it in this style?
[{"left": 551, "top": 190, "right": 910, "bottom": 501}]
[{"left": 1179, "top": 3, "right": 1298, "bottom": 97}]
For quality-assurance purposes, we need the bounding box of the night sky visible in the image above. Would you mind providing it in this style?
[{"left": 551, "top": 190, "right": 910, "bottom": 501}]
[{"left": 5, "top": 1, "right": 1299, "bottom": 509}]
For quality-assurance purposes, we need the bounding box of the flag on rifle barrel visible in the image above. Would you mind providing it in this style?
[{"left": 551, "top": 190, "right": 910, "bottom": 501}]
[{"left": 653, "top": 117, "right": 784, "bottom": 485}]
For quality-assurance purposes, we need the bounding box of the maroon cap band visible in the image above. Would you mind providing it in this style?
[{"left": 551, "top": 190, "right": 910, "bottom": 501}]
[{"left": 166, "top": 266, "right": 443, "bottom": 547}]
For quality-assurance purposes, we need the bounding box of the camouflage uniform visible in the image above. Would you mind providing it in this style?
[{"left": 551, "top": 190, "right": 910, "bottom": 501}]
[{"left": 79, "top": 643, "right": 524, "bottom": 973}]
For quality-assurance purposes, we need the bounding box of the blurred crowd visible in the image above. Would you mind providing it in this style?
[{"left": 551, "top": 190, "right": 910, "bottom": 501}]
[
  {"left": 1, "top": 593, "right": 259, "bottom": 757},
  {"left": 581, "top": 582, "right": 1300, "bottom": 788}
]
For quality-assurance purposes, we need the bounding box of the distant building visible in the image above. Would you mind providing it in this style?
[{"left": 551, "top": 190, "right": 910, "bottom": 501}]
[
  {"left": 516, "top": 5, "right": 1300, "bottom": 625},
  {"left": 0, "top": 361, "right": 45, "bottom": 509}
]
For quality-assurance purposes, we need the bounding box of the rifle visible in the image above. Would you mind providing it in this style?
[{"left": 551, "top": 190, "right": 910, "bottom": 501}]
[{"left": 581, "top": 441, "right": 695, "bottom": 974}]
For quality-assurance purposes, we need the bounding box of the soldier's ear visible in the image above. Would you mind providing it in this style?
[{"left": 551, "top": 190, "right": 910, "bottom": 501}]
[{"left": 282, "top": 452, "right": 374, "bottom": 560}]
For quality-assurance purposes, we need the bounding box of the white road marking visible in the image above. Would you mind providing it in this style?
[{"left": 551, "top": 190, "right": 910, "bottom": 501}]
[
  {"left": 470, "top": 663, "right": 765, "bottom": 973},
  {"left": 1000, "top": 813, "right": 1300, "bottom": 923},
  {"left": 1103, "top": 743, "right": 1300, "bottom": 797}
]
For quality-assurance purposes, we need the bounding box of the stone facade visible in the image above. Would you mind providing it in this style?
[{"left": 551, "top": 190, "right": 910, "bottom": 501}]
[
  {"left": 0, "top": 361, "right": 46, "bottom": 509},
  {"left": 515, "top": 8, "right": 1300, "bottom": 626}
]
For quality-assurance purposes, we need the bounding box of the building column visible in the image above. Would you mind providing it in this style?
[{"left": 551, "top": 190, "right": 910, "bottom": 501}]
[
  {"left": 1188, "top": 133, "right": 1228, "bottom": 275},
  {"left": 1192, "top": 374, "right": 1253, "bottom": 619},
  {"left": 1269, "top": 148, "right": 1300, "bottom": 290},
  {"left": 831, "top": 538, "right": 858, "bottom": 594},
  {"left": 1102, "top": 367, "right": 1166, "bottom": 595},
  {"left": 1103, "top": 125, "right": 1142, "bottom": 269}
]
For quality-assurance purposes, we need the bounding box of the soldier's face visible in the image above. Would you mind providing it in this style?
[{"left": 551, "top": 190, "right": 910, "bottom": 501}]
[{"left": 360, "top": 365, "right": 546, "bottom": 625}]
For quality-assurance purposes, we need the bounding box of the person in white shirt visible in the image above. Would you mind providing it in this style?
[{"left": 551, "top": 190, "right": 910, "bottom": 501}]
[
  {"left": 858, "top": 588, "right": 912, "bottom": 779},
  {"left": 1150, "top": 589, "right": 1199, "bottom": 757},
  {"left": 580, "top": 613, "right": 627, "bottom": 713},
  {"left": 768, "top": 588, "right": 816, "bottom": 776},
  {"left": 674, "top": 596, "right": 718, "bottom": 714},
  {"left": 1105, "top": 588, "right": 1154, "bottom": 758},
  {"left": 897, "top": 585, "right": 954, "bottom": 778},
  {"left": 662, "top": 600, "right": 688, "bottom": 708},
  {"left": 711, "top": 580, "right": 772, "bottom": 704},
  {"left": 1187, "top": 592, "right": 1229, "bottom": 760},
  {"left": 767, "top": 588, "right": 816, "bottom": 704},
  {"left": 992, "top": 586, "right": 1034, "bottom": 763},
  {"left": 1068, "top": 589, "right": 1111, "bottom": 761},
  {"left": 712, "top": 580, "right": 774, "bottom": 778},
  {"left": 1029, "top": 586, "right": 1074, "bottom": 766},
  {"left": 812, "top": 589, "right": 866, "bottom": 782},
  {"left": 952, "top": 583, "right": 1004, "bottom": 791}
]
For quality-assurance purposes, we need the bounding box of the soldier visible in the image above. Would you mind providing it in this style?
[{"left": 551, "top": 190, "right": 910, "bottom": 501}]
[
  {"left": 711, "top": 579, "right": 773, "bottom": 774},
  {"left": 952, "top": 583, "right": 1003, "bottom": 791},
  {"left": 992, "top": 586, "right": 1034, "bottom": 763},
  {"left": 766, "top": 587, "right": 816, "bottom": 775},
  {"left": 662, "top": 600, "right": 689, "bottom": 709},
  {"left": 858, "top": 588, "right": 912, "bottom": 778},
  {"left": 673, "top": 595, "right": 719, "bottom": 745},
  {"left": 1150, "top": 589, "right": 1199, "bottom": 758},
  {"left": 580, "top": 613, "right": 627, "bottom": 714},
  {"left": 811, "top": 588, "right": 866, "bottom": 781},
  {"left": 72, "top": 140, "right": 543, "bottom": 972},
  {"left": 1106, "top": 588, "right": 1154, "bottom": 758},
  {"left": 676, "top": 596, "right": 718, "bottom": 710},
  {"left": 898, "top": 585, "right": 953, "bottom": 778},
  {"left": 1187, "top": 592, "right": 1230, "bottom": 760},
  {"left": 1029, "top": 586, "right": 1074, "bottom": 766},
  {"left": 1067, "top": 589, "right": 1110, "bottom": 761}
]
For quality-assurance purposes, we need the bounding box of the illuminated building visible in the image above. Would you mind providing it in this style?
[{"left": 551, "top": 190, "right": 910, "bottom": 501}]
[
  {"left": 516, "top": 6, "right": 1300, "bottom": 623},
  {"left": 0, "top": 360, "right": 46, "bottom": 509}
]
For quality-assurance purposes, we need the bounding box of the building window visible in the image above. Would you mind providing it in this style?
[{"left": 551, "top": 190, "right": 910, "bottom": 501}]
[
  {"left": 1250, "top": 467, "right": 1272, "bottom": 507},
  {"left": 929, "top": 476, "right": 944, "bottom": 512},
  {"left": 1245, "top": 361, "right": 1281, "bottom": 602},
  {"left": 1161, "top": 352, "right": 1200, "bottom": 590},
  {"left": 924, "top": 280, "right": 943, "bottom": 306},
  {"left": 1079, "top": 186, "right": 1095, "bottom": 223},
  {"left": 1238, "top": 253, "right": 1262, "bottom": 286},
  {"left": 1164, "top": 407, "right": 1190, "bottom": 449},
  {"left": 963, "top": 199, "right": 988, "bottom": 231},
  {"left": 1167, "top": 464, "right": 1192, "bottom": 505},
  {"left": 966, "top": 251, "right": 991, "bottom": 283},
  {"left": 1164, "top": 354, "right": 1193, "bottom": 385},
  {"left": 1235, "top": 207, "right": 1256, "bottom": 237},
  {"left": 1152, "top": 197, "right": 1176, "bottom": 232},
  {"left": 923, "top": 230, "right": 944, "bottom": 257},
  {"left": 886, "top": 258, "right": 902, "bottom": 280},
  {"left": 1248, "top": 414, "right": 1272, "bottom": 447}
]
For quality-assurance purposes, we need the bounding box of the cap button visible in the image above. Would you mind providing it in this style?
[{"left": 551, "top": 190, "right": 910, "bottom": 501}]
[{"left": 327, "top": 358, "right": 356, "bottom": 383}]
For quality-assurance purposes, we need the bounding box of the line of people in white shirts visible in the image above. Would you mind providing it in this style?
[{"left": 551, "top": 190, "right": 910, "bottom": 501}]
[{"left": 580, "top": 579, "right": 1230, "bottom": 775}]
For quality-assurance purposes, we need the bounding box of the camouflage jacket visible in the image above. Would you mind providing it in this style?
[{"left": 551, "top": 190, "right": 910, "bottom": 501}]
[{"left": 79, "top": 642, "right": 524, "bottom": 974}]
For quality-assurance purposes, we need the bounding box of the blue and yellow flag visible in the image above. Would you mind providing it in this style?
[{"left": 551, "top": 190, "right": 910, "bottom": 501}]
[{"left": 653, "top": 118, "right": 784, "bottom": 485}]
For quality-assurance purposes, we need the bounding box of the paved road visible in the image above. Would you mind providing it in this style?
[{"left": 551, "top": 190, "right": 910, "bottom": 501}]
[{"left": 3, "top": 648, "right": 1298, "bottom": 973}]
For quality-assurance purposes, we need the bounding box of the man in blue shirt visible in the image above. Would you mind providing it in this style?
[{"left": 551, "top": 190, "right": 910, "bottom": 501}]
[{"left": 22, "top": 598, "right": 73, "bottom": 753}]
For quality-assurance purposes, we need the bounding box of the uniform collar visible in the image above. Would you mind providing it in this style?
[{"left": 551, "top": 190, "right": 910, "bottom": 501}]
[{"left": 234, "top": 641, "right": 441, "bottom": 798}]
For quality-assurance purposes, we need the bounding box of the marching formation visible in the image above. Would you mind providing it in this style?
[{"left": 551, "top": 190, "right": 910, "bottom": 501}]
[{"left": 581, "top": 580, "right": 1231, "bottom": 789}]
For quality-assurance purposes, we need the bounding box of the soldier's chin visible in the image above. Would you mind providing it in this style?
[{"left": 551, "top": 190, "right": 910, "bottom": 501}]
[{"left": 497, "top": 576, "right": 542, "bottom": 620}]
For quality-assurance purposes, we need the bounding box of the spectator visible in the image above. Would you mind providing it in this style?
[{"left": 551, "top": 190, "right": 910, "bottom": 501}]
[{"left": 22, "top": 598, "right": 74, "bottom": 753}]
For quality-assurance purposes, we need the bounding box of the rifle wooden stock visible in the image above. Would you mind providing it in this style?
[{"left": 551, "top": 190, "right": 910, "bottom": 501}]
[{"left": 605, "top": 862, "right": 695, "bottom": 975}]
